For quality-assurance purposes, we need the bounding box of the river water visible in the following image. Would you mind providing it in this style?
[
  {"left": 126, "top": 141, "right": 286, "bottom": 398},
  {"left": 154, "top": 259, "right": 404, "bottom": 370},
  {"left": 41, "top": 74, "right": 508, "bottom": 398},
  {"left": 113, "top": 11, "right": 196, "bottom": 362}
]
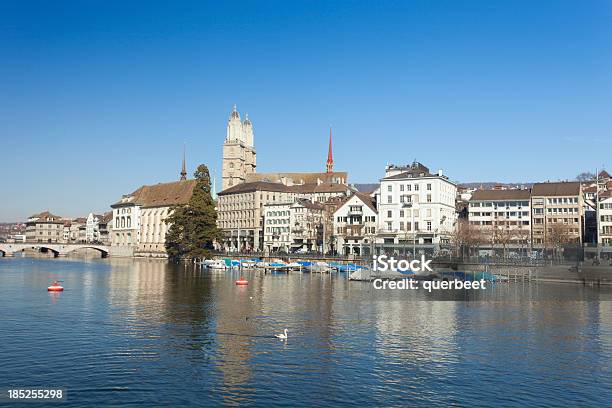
[{"left": 0, "top": 257, "right": 610, "bottom": 407}]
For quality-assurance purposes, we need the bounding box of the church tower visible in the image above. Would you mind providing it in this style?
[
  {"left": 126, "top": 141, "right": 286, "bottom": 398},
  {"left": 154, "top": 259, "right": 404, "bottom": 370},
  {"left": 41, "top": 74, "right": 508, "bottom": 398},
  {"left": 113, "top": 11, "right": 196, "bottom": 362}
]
[
  {"left": 326, "top": 127, "right": 334, "bottom": 173},
  {"left": 222, "top": 105, "right": 256, "bottom": 190}
]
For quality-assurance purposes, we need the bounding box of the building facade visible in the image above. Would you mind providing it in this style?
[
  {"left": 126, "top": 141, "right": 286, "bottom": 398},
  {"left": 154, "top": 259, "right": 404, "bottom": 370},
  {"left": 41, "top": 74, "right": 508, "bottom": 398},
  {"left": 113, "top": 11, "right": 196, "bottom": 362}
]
[
  {"left": 531, "top": 182, "right": 583, "bottom": 247},
  {"left": 110, "top": 179, "right": 196, "bottom": 257},
  {"left": 25, "top": 211, "right": 64, "bottom": 243},
  {"left": 599, "top": 191, "right": 612, "bottom": 247},
  {"left": 333, "top": 193, "right": 378, "bottom": 256},
  {"left": 468, "top": 189, "right": 531, "bottom": 248},
  {"left": 218, "top": 181, "right": 352, "bottom": 252},
  {"left": 376, "top": 162, "right": 457, "bottom": 248}
]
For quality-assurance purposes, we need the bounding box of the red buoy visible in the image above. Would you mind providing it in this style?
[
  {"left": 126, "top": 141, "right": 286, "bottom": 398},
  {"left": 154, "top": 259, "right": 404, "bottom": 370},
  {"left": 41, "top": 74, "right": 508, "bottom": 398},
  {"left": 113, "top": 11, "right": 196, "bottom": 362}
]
[
  {"left": 235, "top": 278, "right": 248, "bottom": 285},
  {"left": 47, "top": 280, "right": 64, "bottom": 292}
]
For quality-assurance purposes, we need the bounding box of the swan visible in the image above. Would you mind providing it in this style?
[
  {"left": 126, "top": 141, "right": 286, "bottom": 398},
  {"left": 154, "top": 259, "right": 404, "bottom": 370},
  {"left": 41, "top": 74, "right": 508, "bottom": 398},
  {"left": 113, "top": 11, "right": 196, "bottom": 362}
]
[{"left": 275, "top": 329, "right": 288, "bottom": 340}]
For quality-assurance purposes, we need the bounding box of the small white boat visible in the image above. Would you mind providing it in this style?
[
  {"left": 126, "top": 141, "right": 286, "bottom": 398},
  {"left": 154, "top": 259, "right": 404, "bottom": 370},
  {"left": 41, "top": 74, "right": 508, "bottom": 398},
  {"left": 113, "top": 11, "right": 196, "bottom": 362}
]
[{"left": 207, "top": 260, "right": 227, "bottom": 270}]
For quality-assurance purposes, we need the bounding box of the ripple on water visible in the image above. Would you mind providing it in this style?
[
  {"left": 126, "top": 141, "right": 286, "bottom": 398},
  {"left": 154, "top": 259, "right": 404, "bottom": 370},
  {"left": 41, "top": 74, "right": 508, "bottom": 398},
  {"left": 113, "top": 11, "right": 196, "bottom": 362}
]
[{"left": 0, "top": 257, "right": 611, "bottom": 406}]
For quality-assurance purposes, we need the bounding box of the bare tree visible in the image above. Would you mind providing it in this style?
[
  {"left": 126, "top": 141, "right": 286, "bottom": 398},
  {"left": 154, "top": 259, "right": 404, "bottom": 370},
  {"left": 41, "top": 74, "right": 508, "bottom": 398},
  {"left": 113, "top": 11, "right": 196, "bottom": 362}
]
[
  {"left": 546, "top": 223, "right": 574, "bottom": 259},
  {"left": 576, "top": 172, "right": 595, "bottom": 182}
]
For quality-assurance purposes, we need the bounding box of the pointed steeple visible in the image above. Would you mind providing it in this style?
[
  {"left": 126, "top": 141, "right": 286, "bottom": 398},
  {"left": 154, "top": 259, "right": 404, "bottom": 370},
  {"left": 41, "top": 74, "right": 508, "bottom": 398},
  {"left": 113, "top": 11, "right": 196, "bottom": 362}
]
[
  {"left": 180, "top": 145, "right": 187, "bottom": 181},
  {"left": 326, "top": 126, "right": 334, "bottom": 173}
]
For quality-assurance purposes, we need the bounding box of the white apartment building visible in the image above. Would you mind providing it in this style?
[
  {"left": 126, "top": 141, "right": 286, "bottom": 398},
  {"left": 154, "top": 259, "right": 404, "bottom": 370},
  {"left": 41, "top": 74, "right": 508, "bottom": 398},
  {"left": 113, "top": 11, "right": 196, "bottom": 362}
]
[
  {"left": 263, "top": 202, "right": 292, "bottom": 253},
  {"left": 333, "top": 193, "right": 378, "bottom": 256},
  {"left": 85, "top": 213, "right": 100, "bottom": 243},
  {"left": 599, "top": 191, "right": 612, "bottom": 246},
  {"left": 377, "top": 162, "right": 457, "bottom": 248},
  {"left": 468, "top": 189, "right": 531, "bottom": 247}
]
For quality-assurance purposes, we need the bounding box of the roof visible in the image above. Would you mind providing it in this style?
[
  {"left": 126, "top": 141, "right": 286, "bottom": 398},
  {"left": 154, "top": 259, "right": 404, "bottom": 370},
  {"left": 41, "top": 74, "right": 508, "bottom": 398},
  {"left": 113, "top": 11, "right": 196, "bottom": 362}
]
[
  {"left": 531, "top": 182, "right": 581, "bottom": 196},
  {"left": 336, "top": 192, "right": 378, "bottom": 214},
  {"left": 218, "top": 181, "right": 291, "bottom": 196},
  {"left": 293, "top": 198, "right": 324, "bottom": 210},
  {"left": 245, "top": 171, "right": 348, "bottom": 185},
  {"left": 28, "top": 211, "right": 63, "bottom": 223},
  {"left": 583, "top": 185, "right": 597, "bottom": 193},
  {"left": 289, "top": 183, "right": 351, "bottom": 194},
  {"left": 599, "top": 170, "right": 610, "bottom": 179},
  {"left": 114, "top": 179, "right": 196, "bottom": 207},
  {"left": 352, "top": 183, "right": 379, "bottom": 193},
  {"left": 470, "top": 189, "right": 531, "bottom": 201},
  {"left": 218, "top": 181, "right": 352, "bottom": 196}
]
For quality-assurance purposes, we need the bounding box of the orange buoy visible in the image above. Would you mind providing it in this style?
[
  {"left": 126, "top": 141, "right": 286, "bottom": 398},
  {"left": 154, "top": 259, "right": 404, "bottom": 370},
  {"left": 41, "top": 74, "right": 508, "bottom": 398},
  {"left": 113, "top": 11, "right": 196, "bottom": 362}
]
[
  {"left": 235, "top": 278, "right": 248, "bottom": 285},
  {"left": 48, "top": 280, "right": 64, "bottom": 291}
]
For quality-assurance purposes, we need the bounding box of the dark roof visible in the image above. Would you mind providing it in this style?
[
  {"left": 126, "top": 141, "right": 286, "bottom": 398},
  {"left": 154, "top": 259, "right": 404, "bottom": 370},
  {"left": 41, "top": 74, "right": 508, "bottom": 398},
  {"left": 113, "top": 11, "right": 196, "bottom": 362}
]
[
  {"left": 470, "top": 189, "right": 531, "bottom": 201},
  {"left": 114, "top": 180, "right": 196, "bottom": 207},
  {"left": 599, "top": 170, "right": 610, "bottom": 179},
  {"left": 383, "top": 162, "right": 433, "bottom": 179},
  {"left": 289, "top": 183, "right": 351, "bottom": 194},
  {"left": 218, "top": 181, "right": 352, "bottom": 196},
  {"left": 531, "top": 182, "right": 581, "bottom": 196},
  {"left": 352, "top": 183, "right": 379, "bottom": 193},
  {"left": 218, "top": 181, "right": 291, "bottom": 195}
]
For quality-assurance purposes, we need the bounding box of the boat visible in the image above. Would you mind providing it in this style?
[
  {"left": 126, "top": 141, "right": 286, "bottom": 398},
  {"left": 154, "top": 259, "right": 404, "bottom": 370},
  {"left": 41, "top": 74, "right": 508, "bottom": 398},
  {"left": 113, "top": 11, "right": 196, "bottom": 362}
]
[
  {"left": 207, "top": 260, "right": 227, "bottom": 270},
  {"left": 47, "top": 281, "right": 64, "bottom": 292},
  {"left": 235, "top": 277, "right": 249, "bottom": 285}
]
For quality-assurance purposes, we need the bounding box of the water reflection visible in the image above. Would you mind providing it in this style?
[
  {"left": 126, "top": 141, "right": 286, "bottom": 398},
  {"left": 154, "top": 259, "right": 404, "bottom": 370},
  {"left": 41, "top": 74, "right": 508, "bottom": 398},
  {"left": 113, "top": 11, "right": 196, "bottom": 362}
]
[{"left": 0, "top": 258, "right": 610, "bottom": 407}]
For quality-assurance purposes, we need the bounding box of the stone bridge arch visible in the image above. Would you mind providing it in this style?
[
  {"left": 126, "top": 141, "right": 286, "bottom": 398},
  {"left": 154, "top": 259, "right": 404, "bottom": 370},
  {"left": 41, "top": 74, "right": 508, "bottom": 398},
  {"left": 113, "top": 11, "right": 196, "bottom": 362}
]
[{"left": 62, "top": 245, "right": 109, "bottom": 258}]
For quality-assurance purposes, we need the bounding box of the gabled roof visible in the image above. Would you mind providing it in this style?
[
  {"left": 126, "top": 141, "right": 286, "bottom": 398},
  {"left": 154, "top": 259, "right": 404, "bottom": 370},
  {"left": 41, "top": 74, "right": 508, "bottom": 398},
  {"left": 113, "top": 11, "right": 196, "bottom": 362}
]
[
  {"left": 470, "top": 189, "right": 531, "bottom": 201},
  {"left": 531, "top": 182, "right": 581, "bottom": 196},
  {"left": 335, "top": 192, "right": 378, "bottom": 215},
  {"left": 114, "top": 180, "right": 196, "bottom": 207},
  {"left": 599, "top": 170, "right": 610, "bottom": 179}
]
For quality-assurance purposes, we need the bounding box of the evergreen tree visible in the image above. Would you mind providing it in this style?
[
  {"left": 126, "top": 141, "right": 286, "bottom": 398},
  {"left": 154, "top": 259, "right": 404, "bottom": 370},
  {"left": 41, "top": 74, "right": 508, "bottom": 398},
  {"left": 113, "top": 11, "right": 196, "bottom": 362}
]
[{"left": 165, "top": 164, "right": 219, "bottom": 260}]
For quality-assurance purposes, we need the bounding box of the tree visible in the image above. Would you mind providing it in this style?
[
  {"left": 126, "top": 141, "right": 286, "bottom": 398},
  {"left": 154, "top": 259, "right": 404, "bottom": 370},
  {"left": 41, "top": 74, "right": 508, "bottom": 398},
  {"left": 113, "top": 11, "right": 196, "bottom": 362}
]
[
  {"left": 165, "top": 164, "right": 220, "bottom": 260},
  {"left": 576, "top": 172, "right": 595, "bottom": 182}
]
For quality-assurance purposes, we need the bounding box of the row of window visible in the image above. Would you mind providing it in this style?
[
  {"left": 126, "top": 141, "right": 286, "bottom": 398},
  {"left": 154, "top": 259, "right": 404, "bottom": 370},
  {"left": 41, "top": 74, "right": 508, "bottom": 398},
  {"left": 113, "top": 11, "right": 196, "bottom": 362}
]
[
  {"left": 470, "top": 211, "right": 530, "bottom": 217},
  {"left": 471, "top": 201, "right": 529, "bottom": 208}
]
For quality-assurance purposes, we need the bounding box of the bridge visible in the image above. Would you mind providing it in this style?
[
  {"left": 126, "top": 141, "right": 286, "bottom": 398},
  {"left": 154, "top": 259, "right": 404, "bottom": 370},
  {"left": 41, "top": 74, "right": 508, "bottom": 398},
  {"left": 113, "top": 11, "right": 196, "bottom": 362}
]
[{"left": 0, "top": 243, "right": 110, "bottom": 258}]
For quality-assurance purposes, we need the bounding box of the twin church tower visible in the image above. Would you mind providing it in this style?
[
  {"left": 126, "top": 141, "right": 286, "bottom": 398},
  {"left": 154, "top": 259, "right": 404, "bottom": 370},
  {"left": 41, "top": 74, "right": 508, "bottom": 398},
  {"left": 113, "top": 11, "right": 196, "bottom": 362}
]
[
  {"left": 221, "top": 105, "right": 342, "bottom": 191},
  {"left": 221, "top": 105, "right": 257, "bottom": 190}
]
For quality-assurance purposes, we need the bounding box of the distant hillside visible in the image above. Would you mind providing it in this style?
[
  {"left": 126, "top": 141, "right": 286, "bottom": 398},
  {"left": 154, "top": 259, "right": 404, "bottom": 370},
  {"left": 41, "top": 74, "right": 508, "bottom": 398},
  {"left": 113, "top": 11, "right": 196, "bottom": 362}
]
[{"left": 458, "top": 182, "right": 533, "bottom": 189}]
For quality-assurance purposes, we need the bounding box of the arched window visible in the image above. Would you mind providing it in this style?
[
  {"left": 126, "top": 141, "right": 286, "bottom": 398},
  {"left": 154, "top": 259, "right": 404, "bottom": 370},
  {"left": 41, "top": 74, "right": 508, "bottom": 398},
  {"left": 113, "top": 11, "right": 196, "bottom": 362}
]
[
  {"left": 121, "top": 217, "right": 125, "bottom": 228},
  {"left": 126, "top": 217, "right": 131, "bottom": 228}
]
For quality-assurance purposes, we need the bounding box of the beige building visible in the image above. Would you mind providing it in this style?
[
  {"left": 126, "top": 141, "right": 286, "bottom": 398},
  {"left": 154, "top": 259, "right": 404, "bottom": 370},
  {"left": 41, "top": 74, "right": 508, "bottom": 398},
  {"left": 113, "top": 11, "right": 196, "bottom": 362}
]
[
  {"left": 110, "top": 179, "right": 196, "bottom": 257},
  {"left": 531, "top": 182, "right": 583, "bottom": 247},
  {"left": 468, "top": 189, "right": 531, "bottom": 247},
  {"left": 25, "top": 211, "right": 64, "bottom": 243},
  {"left": 217, "top": 181, "right": 352, "bottom": 251}
]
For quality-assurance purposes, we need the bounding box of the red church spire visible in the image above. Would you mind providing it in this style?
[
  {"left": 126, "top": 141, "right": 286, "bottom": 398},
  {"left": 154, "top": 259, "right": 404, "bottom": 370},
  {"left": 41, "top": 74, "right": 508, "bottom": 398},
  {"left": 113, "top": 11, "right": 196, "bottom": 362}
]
[{"left": 326, "top": 127, "right": 334, "bottom": 173}]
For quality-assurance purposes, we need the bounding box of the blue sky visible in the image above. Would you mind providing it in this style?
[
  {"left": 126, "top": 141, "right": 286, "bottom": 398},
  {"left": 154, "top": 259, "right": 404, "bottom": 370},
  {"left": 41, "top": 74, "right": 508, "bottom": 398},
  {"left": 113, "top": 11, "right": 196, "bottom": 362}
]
[{"left": 1, "top": 1, "right": 611, "bottom": 221}]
